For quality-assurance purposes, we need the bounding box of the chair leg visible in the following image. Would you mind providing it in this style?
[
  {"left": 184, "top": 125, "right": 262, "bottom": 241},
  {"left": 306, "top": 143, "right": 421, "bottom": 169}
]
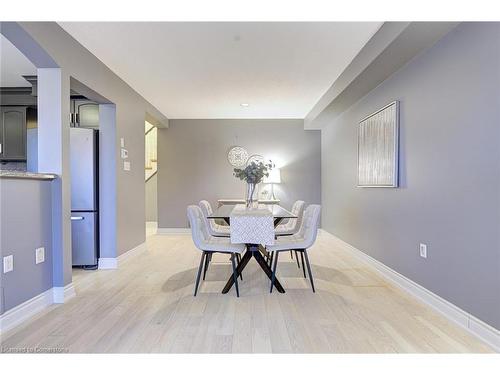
[
  {"left": 270, "top": 251, "right": 279, "bottom": 293},
  {"left": 231, "top": 253, "right": 240, "bottom": 298},
  {"left": 303, "top": 249, "right": 315, "bottom": 293},
  {"left": 194, "top": 252, "right": 206, "bottom": 296},
  {"left": 203, "top": 252, "right": 210, "bottom": 280},
  {"left": 300, "top": 251, "right": 306, "bottom": 278},
  {"left": 295, "top": 250, "right": 301, "bottom": 268},
  {"left": 290, "top": 250, "right": 293, "bottom": 259},
  {"left": 268, "top": 252, "right": 274, "bottom": 268},
  {"left": 237, "top": 253, "right": 243, "bottom": 280}
]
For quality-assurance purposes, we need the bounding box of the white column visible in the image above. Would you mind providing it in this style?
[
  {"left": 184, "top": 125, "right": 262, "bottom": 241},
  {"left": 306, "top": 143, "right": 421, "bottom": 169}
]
[
  {"left": 99, "top": 104, "right": 117, "bottom": 261},
  {"left": 37, "top": 68, "right": 72, "bottom": 288}
]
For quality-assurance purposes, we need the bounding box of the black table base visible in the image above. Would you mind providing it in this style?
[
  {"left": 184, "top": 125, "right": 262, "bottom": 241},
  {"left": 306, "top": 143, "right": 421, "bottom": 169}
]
[{"left": 222, "top": 245, "right": 285, "bottom": 294}]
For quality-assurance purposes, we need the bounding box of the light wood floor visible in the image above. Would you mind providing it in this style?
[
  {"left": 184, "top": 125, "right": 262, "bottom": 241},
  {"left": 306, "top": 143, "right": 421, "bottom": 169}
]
[{"left": 1, "top": 232, "right": 493, "bottom": 353}]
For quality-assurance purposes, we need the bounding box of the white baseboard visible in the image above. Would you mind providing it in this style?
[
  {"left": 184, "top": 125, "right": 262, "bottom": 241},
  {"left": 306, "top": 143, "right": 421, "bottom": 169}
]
[
  {"left": 98, "top": 241, "right": 148, "bottom": 270},
  {"left": 320, "top": 230, "right": 500, "bottom": 352},
  {"left": 52, "top": 283, "right": 76, "bottom": 304},
  {"left": 98, "top": 257, "right": 118, "bottom": 269},
  {"left": 157, "top": 227, "right": 190, "bottom": 234},
  {"left": 0, "top": 282, "right": 75, "bottom": 336},
  {"left": 146, "top": 221, "right": 158, "bottom": 237},
  {"left": 117, "top": 242, "right": 147, "bottom": 265}
]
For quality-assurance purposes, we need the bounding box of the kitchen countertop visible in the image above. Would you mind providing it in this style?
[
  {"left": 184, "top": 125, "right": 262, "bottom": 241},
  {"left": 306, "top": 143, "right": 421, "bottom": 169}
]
[{"left": 0, "top": 170, "right": 57, "bottom": 181}]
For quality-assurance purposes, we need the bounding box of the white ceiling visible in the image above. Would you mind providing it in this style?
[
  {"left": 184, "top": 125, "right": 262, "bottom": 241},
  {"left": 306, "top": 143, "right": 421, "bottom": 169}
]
[
  {"left": 59, "top": 22, "right": 381, "bottom": 119},
  {"left": 0, "top": 34, "right": 37, "bottom": 87}
]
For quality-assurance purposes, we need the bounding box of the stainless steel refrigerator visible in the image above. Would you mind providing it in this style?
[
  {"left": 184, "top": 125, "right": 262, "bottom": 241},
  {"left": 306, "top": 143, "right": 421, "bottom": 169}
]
[{"left": 70, "top": 128, "right": 99, "bottom": 267}]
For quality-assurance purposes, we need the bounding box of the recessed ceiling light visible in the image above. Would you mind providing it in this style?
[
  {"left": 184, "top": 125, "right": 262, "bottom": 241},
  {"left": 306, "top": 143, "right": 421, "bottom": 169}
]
[{"left": 240, "top": 103, "right": 249, "bottom": 107}]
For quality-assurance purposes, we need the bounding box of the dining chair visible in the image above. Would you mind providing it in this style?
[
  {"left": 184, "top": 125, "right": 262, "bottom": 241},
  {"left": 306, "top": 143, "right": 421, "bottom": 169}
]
[
  {"left": 187, "top": 205, "right": 245, "bottom": 297},
  {"left": 266, "top": 204, "right": 321, "bottom": 293},
  {"left": 199, "top": 200, "right": 243, "bottom": 280},
  {"left": 275, "top": 200, "right": 305, "bottom": 236},
  {"left": 273, "top": 200, "right": 306, "bottom": 268},
  {"left": 199, "top": 200, "right": 230, "bottom": 237}
]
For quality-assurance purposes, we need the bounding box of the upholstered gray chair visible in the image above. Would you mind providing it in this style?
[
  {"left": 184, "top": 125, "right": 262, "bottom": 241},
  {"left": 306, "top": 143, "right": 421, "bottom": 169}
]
[
  {"left": 187, "top": 205, "right": 245, "bottom": 297},
  {"left": 199, "top": 200, "right": 243, "bottom": 280},
  {"left": 275, "top": 200, "right": 305, "bottom": 236},
  {"left": 199, "top": 200, "right": 230, "bottom": 237},
  {"left": 262, "top": 200, "right": 302, "bottom": 268},
  {"left": 266, "top": 204, "right": 321, "bottom": 293},
  {"left": 273, "top": 200, "right": 306, "bottom": 268}
]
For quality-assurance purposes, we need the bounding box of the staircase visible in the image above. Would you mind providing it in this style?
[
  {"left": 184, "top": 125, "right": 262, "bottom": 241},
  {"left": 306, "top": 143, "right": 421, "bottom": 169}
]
[{"left": 145, "top": 121, "right": 157, "bottom": 181}]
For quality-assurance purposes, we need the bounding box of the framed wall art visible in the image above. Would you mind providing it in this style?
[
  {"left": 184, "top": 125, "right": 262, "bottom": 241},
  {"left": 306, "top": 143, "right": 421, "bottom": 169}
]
[{"left": 357, "top": 101, "right": 399, "bottom": 187}]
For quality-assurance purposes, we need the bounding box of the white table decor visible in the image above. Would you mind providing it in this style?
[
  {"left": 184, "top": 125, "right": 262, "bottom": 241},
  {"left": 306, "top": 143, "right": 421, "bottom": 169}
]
[
  {"left": 233, "top": 160, "right": 274, "bottom": 207},
  {"left": 229, "top": 204, "right": 275, "bottom": 246},
  {"left": 246, "top": 154, "right": 264, "bottom": 166},
  {"left": 227, "top": 146, "right": 248, "bottom": 167}
]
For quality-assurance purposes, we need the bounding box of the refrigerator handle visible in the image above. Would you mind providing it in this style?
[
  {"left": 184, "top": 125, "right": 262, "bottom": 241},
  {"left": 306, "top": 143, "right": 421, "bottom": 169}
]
[{"left": 71, "top": 216, "right": 85, "bottom": 221}]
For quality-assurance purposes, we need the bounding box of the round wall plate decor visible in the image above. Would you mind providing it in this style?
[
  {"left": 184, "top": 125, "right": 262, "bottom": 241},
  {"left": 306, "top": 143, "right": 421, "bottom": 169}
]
[
  {"left": 227, "top": 146, "right": 249, "bottom": 167},
  {"left": 247, "top": 154, "right": 265, "bottom": 166}
]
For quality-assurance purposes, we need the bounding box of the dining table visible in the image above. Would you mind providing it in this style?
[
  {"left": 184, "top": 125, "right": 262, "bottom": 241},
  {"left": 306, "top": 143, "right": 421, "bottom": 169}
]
[{"left": 208, "top": 204, "right": 296, "bottom": 294}]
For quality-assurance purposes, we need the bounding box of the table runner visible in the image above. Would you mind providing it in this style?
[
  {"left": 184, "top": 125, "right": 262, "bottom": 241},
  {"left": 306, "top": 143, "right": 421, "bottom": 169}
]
[{"left": 229, "top": 204, "right": 275, "bottom": 245}]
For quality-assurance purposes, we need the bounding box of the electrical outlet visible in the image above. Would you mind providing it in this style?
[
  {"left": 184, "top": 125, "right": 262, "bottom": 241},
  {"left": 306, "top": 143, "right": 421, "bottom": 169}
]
[
  {"left": 35, "top": 247, "right": 45, "bottom": 264},
  {"left": 419, "top": 243, "right": 427, "bottom": 259},
  {"left": 120, "top": 138, "right": 125, "bottom": 148},
  {"left": 3, "top": 255, "right": 13, "bottom": 273},
  {"left": 124, "top": 161, "right": 131, "bottom": 171}
]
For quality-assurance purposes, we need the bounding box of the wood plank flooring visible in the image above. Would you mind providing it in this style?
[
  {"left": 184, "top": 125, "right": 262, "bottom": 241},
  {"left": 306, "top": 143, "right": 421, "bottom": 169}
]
[{"left": 0, "top": 232, "right": 493, "bottom": 353}]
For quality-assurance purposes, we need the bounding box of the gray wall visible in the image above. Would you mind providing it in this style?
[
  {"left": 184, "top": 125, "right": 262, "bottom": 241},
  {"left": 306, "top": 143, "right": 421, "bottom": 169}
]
[
  {"left": 158, "top": 119, "right": 321, "bottom": 228},
  {"left": 145, "top": 173, "right": 157, "bottom": 222},
  {"left": 0, "top": 179, "right": 53, "bottom": 314},
  {"left": 320, "top": 23, "right": 500, "bottom": 329}
]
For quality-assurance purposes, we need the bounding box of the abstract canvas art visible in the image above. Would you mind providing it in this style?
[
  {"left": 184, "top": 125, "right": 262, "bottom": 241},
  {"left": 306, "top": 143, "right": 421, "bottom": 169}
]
[{"left": 357, "top": 101, "right": 399, "bottom": 187}]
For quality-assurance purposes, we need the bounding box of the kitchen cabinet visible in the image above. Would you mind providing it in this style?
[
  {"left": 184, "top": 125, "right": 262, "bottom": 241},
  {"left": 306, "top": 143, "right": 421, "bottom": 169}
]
[
  {"left": 0, "top": 106, "right": 27, "bottom": 161},
  {"left": 71, "top": 99, "right": 99, "bottom": 128}
]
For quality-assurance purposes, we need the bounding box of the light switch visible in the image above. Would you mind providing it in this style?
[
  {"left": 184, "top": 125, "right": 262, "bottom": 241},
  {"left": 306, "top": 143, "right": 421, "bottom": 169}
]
[
  {"left": 35, "top": 247, "right": 45, "bottom": 264},
  {"left": 124, "top": 161, "right": 131, "bottom": 171},
  {"left": 3, "top": 255, "right": 13, "bottom": 273},
  {"left": 419, "top": 243, "right": 427, "bottom": 259},
  {"left": 121, "top": 148, "right": 128, "bottom": 159},
  {"left": 120, "top": 138, "right": 125, "bottom": 148}
]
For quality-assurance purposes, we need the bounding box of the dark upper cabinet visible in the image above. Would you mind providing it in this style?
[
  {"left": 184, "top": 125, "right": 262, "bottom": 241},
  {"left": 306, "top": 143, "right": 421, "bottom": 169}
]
[
  {"left": 71, "top": 99, "right": 99, "bottom": 128},
  {"left": 0, "top": 106, "right": 27, "bottom": 161}
]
